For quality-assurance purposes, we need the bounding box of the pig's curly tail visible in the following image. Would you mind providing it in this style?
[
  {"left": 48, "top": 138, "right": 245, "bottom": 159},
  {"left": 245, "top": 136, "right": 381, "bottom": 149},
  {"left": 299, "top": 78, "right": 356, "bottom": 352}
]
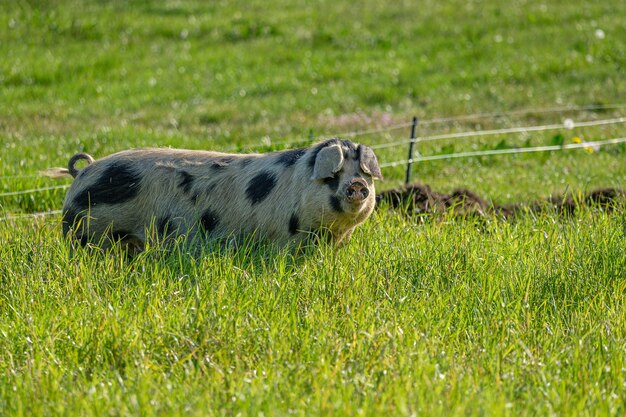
[{"left": 68, "top": 153, "right": 95, "bottom": 178}]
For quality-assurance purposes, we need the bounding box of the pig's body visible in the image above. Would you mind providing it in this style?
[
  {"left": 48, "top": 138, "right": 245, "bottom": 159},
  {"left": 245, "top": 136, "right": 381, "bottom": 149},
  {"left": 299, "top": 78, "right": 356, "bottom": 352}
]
[{"left": 61, "top": 139, "right": 381, "bottom": 250}]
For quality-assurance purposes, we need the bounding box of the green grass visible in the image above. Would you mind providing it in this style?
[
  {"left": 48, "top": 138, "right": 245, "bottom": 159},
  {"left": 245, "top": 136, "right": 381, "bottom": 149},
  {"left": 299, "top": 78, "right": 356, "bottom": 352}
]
[
  {"left": 1, "top": 0, "right": 625, "bottom": 415},
  {"left": 1, "top": 209, "right": 625, "bottom": 416}
]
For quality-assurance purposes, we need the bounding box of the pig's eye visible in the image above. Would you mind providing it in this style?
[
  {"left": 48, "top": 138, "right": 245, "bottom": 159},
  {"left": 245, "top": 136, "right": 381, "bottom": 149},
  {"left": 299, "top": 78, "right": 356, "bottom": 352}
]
[
  {"left": 322, "top": 171, "right": 341, "bottom": 190},
  {"left": 323, "top": 174, "right": 338, "bottom": 183}
]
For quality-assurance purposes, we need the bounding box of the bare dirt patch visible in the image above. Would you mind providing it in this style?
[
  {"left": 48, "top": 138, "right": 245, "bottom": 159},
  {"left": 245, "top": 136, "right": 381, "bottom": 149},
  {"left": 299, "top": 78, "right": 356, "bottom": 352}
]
[{"left": 376, "top": 184, "right": 626, "bottom": 218}]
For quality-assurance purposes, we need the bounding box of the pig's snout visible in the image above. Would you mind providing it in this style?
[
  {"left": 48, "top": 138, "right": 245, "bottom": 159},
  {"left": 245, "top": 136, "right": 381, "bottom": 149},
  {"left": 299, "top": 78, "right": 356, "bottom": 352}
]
[{"left": 346, "top": 179, "right": 369, "bottom": 203}]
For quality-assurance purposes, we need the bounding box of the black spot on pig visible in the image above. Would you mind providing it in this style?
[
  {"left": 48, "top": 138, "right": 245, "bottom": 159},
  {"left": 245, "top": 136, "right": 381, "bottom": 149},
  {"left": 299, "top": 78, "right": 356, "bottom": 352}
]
[
  {"left": 276, "top": 148, "right": 306, "bottom": 167},
  {"left": 246, "top": 171, "right": 277, "bottom": 205},
  {"left": 323, "top": 175, "right": 340, "bottom": 192},
  {"left": 111, "top": 230, "right": 133, "bottom": 241},
  {"left": 62, "top": 208, "right": 80, "bottom": 237},
  {"left": 200, "top": 209, "right": 220, "bottom": 233},
  {"left": 340, "top": 139, "right": 357, "bottom": 151},
  {"left": 289, "top": 213, "right": 300, "bottom": 235},
  {"left": 307, "top": 139, "right": 339, "bottom": 168},
  {"left": 74, "top": 162, "right": 142, "bottom": 209},
  {"left": 178, "top": 170, "right": 194, "bottom": 194},
  {"left": 329, "top": 195, "right": 343, "bottom": 213},
  {"left": 157, "top": 216, "right": 171, "bottom": 236}
]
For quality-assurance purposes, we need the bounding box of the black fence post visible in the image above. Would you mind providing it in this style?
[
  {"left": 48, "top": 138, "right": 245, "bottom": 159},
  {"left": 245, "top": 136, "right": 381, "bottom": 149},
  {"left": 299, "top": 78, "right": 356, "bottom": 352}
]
[{"left": 405, "top": 116, "right": 419, "bottom": 184}]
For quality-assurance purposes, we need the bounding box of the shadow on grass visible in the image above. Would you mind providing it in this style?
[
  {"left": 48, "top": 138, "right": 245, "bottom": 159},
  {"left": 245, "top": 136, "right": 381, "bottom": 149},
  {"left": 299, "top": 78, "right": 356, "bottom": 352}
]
[{"left": 64, "top": 227, "right": 334, "bottom": 288}]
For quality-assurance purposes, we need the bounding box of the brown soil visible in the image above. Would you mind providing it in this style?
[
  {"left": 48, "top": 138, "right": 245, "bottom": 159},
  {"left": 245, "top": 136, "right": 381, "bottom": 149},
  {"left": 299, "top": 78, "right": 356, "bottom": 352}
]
[{"left": 376, "top": 183, "right": 626, "bottom": 218}]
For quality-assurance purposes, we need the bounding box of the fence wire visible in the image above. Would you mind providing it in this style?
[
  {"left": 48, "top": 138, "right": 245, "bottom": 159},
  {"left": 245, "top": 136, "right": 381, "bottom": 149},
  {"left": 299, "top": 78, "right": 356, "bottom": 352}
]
[
  {"left": 380, "top": 136, "right": 626, "bottom": 168},
  {"left": 1, "top": 103, "right": 625, "bottom": 220},
  {"left": 416, "top": 103, "right": 626, "bottom": 126},
  {"left": 0, "top": 184, "right": 71, "bottom": 198},
  {"left": 231, "top": 102, "right": 626, "bottom": 150},
  {"left": 3, "top": 113, "right": 622, "bottom": 182},
  {"left": 0, "top": 210, "right": 62, "bottom": 222},
  {"left": 1, "top": 102, "right": 625, "bottom": 182},
  {"left": 371, "top": 117, "right": 626, "bottom": 150}
]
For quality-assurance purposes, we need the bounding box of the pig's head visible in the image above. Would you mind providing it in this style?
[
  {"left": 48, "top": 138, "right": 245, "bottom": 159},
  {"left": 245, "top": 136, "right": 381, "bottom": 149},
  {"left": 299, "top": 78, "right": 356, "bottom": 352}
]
[{"left": 311, "top": 139, "right": 382, "bottom": 215}]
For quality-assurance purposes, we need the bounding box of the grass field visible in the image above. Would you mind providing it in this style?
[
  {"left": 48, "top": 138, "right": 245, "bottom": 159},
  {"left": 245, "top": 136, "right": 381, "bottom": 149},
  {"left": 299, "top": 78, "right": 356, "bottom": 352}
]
[{"left": 1, "top": 0, "right": 625, "bottom": 415}]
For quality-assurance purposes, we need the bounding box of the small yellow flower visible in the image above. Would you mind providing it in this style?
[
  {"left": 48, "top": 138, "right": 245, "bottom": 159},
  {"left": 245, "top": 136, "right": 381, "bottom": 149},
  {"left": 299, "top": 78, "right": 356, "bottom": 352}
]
[{"left": 572, "top": 136, "right": 595, "bottom": 153}]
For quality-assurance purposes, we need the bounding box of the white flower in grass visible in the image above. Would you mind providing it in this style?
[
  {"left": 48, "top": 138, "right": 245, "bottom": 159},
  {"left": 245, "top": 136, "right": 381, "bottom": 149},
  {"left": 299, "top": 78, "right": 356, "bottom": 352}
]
[
  {"left": 595, "top": 29, "right": 605, "bottom": 39},
  {"left": 563, "top": 118, "right": 575, "bottom": 129}
]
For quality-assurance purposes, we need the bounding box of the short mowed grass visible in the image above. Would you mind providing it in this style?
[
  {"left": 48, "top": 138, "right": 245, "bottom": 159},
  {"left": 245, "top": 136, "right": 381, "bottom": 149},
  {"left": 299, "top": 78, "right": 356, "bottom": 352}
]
[{"left": 1, "top": 0, "right": 625, "bottom": 416}]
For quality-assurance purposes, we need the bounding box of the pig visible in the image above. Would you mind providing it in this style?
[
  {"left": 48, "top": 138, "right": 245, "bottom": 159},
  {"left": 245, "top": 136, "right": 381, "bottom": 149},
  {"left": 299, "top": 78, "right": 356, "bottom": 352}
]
[{"left": 58, "top": 139, "right": 382, "bottom": 251}]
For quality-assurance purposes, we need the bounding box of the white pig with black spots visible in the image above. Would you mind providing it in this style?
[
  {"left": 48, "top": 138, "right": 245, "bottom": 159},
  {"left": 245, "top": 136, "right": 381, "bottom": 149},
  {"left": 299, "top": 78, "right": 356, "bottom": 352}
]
[{"left": 55, "top": 139, "right": 382, "bottom": 251}]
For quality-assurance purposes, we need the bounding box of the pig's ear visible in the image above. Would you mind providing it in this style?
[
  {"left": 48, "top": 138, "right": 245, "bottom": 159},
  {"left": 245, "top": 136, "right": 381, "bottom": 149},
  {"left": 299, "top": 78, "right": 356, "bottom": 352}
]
[
  {"left": 312, "top": 144, "right": 344, "bottom": 180},
  {"left": 359, "top": 146, "right": 383, "bottom": 180}
]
